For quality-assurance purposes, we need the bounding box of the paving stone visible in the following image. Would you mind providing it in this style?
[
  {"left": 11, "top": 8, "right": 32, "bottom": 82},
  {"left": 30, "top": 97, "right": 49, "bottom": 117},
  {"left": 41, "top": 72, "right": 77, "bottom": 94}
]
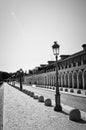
[{"left": 3, "top": 83, "right": 86, "bottom": 130}]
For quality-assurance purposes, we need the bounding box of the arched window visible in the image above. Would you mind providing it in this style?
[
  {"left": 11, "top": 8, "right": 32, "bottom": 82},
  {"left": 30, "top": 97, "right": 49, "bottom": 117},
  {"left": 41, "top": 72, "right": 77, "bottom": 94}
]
[
  {"left": 73, "top": 71, "right": 77, "bottom": 88},
  {"left": 45, "top": 76, "right": 46, "bottom": 85},
  {"left": 58, "top": 73, "right": 61, "bottom": 87},
  {"left": 65, "top": 73, "right": 68, "bottom": 87},
  {"left": 69, "top": 72, "right": 72, "bottom": 88},
  {"left": 83, "top": 70, "right": 86, "bottom": 89},
  {"left": 62, "top": 74, "right": 64, "bottom": 87},
  {"left": 78, "top": 70, "right": 83, "bottom": 89}
]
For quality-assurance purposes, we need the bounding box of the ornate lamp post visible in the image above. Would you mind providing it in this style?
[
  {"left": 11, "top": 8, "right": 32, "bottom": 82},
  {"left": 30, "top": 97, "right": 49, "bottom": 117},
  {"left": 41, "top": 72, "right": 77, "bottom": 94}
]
[
  {"left": 19, "top": 68, "right": 23, "bottom": 91},
  {"left": 52, "top": 41, "right": 62, "bottom": 112},
  {"left": 17, "top": 68, "right": 23, "bottom": 91},
  {"left": 12, "top": 74, "right": 15, "bottom": 86}
]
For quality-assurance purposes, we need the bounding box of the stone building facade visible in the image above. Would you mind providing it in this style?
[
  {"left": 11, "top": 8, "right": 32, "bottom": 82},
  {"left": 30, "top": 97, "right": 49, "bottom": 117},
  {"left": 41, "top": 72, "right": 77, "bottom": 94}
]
[{"left": 24, "top": 44, "right": 86, "bottom": 90}]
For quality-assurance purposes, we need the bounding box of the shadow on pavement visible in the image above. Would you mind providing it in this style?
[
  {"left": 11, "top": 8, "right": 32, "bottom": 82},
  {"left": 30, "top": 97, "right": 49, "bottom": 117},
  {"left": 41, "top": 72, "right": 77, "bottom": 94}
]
[
  {"left": 61, "top": 111, "right": 69, "bottom": 115},
  {"left": 71, "top": 119, "right": 86, "bottom": 124}
]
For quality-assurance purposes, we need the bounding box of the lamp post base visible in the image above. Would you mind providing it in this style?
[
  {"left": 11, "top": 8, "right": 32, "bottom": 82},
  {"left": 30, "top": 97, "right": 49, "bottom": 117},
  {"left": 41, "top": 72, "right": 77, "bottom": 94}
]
[
  {"left": 54, "top": 94, "right": 62, "bottom": 112},
  {"left": 20, "top": 84, "right": 22, "bottom": 91},
  {"left": 54, "top": 105, "right": 62, "bottom": 112}
]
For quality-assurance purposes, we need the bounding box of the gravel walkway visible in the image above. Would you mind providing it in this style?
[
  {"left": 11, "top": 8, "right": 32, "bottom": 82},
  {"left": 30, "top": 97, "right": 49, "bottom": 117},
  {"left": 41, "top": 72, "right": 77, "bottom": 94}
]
[{"left": 3, "top": 83, "right": 86, "bottom": 130}]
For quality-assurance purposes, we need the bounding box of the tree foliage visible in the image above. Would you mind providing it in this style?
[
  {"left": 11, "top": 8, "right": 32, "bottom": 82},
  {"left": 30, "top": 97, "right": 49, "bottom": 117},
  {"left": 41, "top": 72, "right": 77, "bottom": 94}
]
[{"left": 0, "top": 71, "right": 12, "bottom": 81}]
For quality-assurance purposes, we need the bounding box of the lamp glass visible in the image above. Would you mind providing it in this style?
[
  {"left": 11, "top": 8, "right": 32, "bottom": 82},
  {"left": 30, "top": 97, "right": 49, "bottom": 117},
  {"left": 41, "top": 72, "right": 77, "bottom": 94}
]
[
  {"left": 53, "top": 48, "right": 59, "bottom": 56},
  {"left": 52, "top": 42, "right": 60, "bottom": 56},
  {"left": 20, "top": 68, "right": 23, "bottom": 73}
]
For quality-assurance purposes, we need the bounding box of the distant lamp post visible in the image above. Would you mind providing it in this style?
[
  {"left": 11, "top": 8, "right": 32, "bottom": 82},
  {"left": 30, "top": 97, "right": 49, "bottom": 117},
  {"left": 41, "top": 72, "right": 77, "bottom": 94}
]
[
  {"left": 12, "top": 74, "right": 15, "bottom": 86},
  {"left": 19, "top": 68, "right": 23, "bottom": 91},
  {"left": 52, "top": 41, "right": 62, "bottom": 111}
]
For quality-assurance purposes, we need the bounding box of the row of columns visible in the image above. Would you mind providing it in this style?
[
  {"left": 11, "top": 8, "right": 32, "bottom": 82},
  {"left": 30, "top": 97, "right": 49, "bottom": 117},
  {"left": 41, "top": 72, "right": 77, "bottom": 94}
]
[
  {"left": 59, "top": 69, "right": 86, "bottom": 89},
  {"left": 25, "top": 69, "right": 86, "bottom": 90}
]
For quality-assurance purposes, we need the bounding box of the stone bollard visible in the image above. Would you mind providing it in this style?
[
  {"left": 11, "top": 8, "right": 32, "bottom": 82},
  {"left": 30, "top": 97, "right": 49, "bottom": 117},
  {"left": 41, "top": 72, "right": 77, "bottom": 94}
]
[
  {"left": 38, "top": 96, "right": 44, "bottom": 102},
  {"left": 44, "top": 98, "right": 52, "bottom": 106},
  {"left": 30, "top": 92, "right": 34, "bottom": 97},
  {"left": 28, "top": 91, "right": 31, "bottom": 95},
  {"left": 69, "top": 109, "right": 81, "bottom": 121},
  {"left": 33, "top": 95, "right": 39, "bottom": 99},
  {"left": 23, "top": 89, "right": 26, "bottom": 93}
]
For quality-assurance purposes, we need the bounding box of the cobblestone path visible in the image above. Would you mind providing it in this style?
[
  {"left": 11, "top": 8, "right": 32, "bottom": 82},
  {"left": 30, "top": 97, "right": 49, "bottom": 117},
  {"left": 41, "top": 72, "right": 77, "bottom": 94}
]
[{"left": 3, "top": 83, "right": 86, "bottom": 130}]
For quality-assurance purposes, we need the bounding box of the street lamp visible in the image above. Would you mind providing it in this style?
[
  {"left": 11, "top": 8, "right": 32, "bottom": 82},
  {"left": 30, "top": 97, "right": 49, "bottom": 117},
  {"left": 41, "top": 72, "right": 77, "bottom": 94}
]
[
  {"left": 52, "top": 41, "right": 62, "bottom": 112},
  {"left": 19, "top": 68, "right": 23, "bottom": 91},
  {"left": 12, "top": 74, "right": 15, "bottom": 86}
]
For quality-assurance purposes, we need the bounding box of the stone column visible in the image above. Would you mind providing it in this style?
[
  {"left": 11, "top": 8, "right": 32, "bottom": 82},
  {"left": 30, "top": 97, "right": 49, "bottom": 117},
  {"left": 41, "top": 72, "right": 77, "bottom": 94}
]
[
  {"left": 83, "top": 70, "right": 86, "bottom": 89},
  {"left": 61, "top": 74, "right": 62, "bottom": 87},
  {"left": 82, "top": 73, "right": 84, "bottom": 89},
  {"left": 64, "top": 73, "right": 66, "bottom": 87},
  {"left": 68, "top": 73, "right": 70, "bottom": 88},
  {"left": 69, "top": 72, "right": 72, "bottom": 88},
  {"left": 47, "top": 76, "right": 48, "bottom": 86},
  {"left": 72, "top": 72, "right": 74, "bottom": 88},
  {"left": 77, "top": 73, "right": 79, "bottom": 89}
]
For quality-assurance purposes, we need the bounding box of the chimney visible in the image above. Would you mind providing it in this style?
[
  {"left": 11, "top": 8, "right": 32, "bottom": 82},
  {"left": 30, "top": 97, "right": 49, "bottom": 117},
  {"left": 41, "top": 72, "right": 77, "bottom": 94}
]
[{"left": 82, "top": 44, "right": 86, "bottom": 51}]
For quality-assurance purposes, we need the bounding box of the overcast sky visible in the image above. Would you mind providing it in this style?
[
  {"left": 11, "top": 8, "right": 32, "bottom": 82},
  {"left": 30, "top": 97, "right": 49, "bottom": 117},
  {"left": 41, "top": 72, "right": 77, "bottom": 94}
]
[{"left": 0, "top": 0, "right": 86, "bottom": 73}]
